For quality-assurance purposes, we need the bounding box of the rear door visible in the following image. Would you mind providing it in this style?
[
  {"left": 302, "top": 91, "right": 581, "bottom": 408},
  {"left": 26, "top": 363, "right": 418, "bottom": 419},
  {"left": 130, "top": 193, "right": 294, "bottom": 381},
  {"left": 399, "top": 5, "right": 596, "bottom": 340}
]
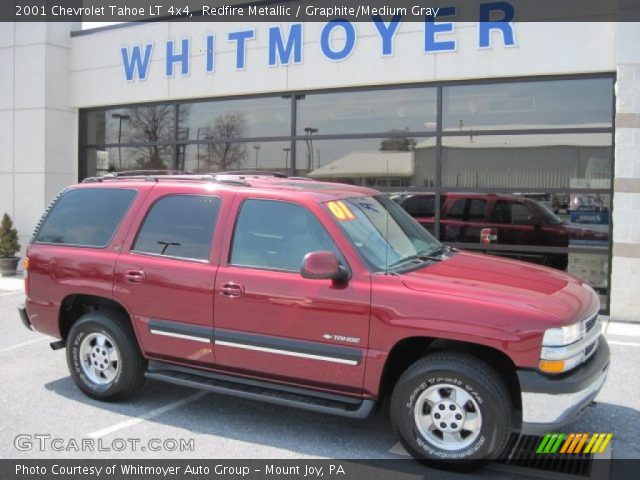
[
  {"left": 212, "top": 196, "right": 370, "bottom": 392},
  {"left": 114, "top": 186, "right": 227, "bottom": 368}
]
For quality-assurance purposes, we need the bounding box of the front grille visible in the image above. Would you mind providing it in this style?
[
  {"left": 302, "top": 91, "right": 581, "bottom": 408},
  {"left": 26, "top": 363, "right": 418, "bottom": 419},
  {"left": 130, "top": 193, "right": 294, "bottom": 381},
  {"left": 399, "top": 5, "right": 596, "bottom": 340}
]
[{"left": 584, "top": 341, "right": 596, "bottom": 359}]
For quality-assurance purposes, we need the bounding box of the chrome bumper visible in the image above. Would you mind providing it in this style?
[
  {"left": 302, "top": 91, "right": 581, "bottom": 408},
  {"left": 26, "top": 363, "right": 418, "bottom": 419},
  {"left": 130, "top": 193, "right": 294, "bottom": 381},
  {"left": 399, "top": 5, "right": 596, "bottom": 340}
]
[{"left": 518, "top": 336, "right": 610, "bottom": 435}]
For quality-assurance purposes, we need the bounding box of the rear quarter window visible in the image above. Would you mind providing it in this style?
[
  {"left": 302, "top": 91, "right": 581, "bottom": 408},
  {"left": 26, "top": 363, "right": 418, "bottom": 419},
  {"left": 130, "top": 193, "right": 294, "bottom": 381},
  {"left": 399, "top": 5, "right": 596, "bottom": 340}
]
[{"left": 35, "top": 188, "right": 136, "bottom": 247}]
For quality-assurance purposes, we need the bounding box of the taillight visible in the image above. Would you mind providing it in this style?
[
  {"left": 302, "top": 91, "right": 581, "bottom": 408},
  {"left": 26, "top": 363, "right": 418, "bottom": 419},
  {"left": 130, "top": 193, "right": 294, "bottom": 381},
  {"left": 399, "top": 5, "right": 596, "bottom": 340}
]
[{"left": 480, "top": 228, "right": 497, "bottom": 245}]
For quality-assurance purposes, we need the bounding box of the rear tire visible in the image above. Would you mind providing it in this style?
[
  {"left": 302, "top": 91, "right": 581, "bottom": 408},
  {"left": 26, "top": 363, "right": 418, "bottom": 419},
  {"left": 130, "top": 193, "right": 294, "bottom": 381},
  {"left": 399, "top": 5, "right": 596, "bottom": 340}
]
[
  {"left": 66, "top": 310, "right": 146, "bottom": 401},
  {"left": 390, "top": 352, "right": 512, "bottom": 470}
]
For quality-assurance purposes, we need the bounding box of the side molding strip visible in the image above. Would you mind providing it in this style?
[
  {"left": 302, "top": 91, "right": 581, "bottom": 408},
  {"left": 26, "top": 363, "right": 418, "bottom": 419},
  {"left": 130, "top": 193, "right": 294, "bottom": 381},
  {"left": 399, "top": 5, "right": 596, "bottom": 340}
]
[
  {"left": 146, "top": 320, "right": 362, "bottom": 366},
  {"left": 148, "top": 319, "right": 212, "bottom": 343},
  {"left": 215, "top": 329, "right": 362, "bottom": 366},
  {"left": 214, "top": 340, "right": 359, "bottom": 365},
  {"left": 149, "top": 329, "right": 211, "bottom": 344}
]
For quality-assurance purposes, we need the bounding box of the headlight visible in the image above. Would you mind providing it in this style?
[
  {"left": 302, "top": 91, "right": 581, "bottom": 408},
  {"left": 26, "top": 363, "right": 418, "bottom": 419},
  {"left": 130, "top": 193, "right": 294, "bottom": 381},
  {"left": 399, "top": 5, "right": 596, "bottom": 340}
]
[
  {"left": 539, "top": 316, "right": 601, "bottom": 374},
  {"left": 542, "top": 322, "right": 584, "bottom": 347}
]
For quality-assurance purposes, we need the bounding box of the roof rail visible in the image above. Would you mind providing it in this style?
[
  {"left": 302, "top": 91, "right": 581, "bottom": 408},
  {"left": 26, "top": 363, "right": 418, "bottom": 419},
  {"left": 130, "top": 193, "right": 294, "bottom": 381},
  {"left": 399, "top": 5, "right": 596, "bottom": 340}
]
[
  {"left": 82, "top": 170, "right": 196, "bottom": 183},
  {"left": 108, "top": 170, "right": 194, "bottom": 177},
  {"left": 82, "top": 171, "right": 253, "bottom": 187},
  {"left": 216, "top": 170, "right": 288, "bottom": 178},
  {"left": 82, "top": 169, "right": 289, "bottom": 184}
]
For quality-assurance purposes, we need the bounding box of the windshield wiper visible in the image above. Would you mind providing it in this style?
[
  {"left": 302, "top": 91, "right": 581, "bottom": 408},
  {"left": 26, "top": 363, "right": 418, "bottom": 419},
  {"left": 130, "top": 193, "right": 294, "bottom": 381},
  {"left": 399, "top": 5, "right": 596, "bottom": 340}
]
[{"left": 387, "top": 250, "right": 444, "bottom": 269}]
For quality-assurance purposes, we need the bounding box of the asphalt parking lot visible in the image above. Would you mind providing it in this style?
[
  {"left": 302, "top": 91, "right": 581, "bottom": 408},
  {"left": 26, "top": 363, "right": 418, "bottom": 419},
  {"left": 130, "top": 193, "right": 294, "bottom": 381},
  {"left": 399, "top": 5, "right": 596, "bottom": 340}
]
[{"left": 1, "top": 284, "right": 639, "bottom": 479}]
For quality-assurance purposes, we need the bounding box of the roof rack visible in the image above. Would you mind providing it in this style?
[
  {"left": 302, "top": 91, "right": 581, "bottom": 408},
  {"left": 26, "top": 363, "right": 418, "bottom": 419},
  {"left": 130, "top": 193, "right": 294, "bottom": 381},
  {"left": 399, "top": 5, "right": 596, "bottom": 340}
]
[
  {"left": 81, "top": 169, "right": 293, "bottom": 186},
  {"left": 82, "top": 170, "right": 194, "bottom": 183},
  {"left": 216, "top": 170, "right": 288, "bottom": 178}
]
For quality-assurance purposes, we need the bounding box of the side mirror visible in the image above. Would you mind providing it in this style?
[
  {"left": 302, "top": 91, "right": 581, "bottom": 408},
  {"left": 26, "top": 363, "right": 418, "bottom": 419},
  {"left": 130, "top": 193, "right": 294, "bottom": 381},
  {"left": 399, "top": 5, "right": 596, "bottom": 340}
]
[{"left": 301, "top": 251, "right": 349, "bottom": 282}]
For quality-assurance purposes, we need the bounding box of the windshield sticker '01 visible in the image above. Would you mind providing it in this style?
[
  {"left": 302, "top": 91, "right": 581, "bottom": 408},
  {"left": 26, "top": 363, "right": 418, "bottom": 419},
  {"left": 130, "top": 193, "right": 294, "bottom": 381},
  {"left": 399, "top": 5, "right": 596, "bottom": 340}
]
[{"left": 328, "top": 201, "right": 356, "bottom": 221}]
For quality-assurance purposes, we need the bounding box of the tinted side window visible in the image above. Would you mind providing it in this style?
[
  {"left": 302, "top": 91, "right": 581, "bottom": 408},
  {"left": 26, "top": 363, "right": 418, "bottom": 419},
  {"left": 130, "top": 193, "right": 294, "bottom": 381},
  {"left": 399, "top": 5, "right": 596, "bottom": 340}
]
[
  {"left": 446, "top": 199, "right": 466, "bottom": 220},
  {"left": 492, "top": 200, "right": 534, "bottom": 225},
  {"left": 404, "top": 196, "right": 435, "bottom": 217},
  {"left": 230, "top": 200, "right": 338, "bottom": 272},
  {"left": 467, "top": 199, "right": 487, "bottom": 221},
  {"left": 133, "top": 195, "right": 220, "bottom": 261},
  {"left": 36, "top": 189, "right": 136, "bottom": 247},
  {"left": 492, "top": 201, "right": 512, "bottom": 223},
  {"left": 511, "top": 203, "right": 534, "bottom": 225}
]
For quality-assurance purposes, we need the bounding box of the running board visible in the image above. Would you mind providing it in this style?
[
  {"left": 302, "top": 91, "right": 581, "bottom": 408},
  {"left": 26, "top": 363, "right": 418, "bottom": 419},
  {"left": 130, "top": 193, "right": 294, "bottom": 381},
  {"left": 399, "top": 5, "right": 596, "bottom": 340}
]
[{"left": 145, "top": 361, "right": 375, "bottom": 419}]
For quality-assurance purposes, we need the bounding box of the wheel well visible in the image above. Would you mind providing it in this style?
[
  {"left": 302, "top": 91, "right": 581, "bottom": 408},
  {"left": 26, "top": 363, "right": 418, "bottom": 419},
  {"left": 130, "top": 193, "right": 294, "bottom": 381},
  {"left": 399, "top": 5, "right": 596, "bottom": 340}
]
[
  {"left": 379, "top": 337, "right": 522, "bottom": 411},
  {"left": 59, "top": 294, "right": 130, "bottom": 339}
]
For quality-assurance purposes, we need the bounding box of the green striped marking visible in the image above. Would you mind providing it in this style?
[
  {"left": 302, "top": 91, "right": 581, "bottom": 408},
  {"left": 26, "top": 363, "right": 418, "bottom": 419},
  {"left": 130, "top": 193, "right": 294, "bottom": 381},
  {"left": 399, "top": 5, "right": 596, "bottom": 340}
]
[{"left": 537, "top": 433, "right": 567, "bottom": 454}]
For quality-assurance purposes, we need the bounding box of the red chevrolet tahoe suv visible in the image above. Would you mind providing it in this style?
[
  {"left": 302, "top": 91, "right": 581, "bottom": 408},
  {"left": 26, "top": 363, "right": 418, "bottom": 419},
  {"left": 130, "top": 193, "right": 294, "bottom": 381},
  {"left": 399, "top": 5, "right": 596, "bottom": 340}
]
[{"left": 19, "top": 172, "right": 609, "bottom": 467}]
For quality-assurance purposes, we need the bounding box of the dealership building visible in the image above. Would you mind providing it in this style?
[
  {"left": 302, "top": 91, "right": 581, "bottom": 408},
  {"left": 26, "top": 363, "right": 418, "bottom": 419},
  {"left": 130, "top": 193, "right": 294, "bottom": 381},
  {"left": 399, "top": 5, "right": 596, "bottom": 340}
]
[{"left": 0, "top": 18, "right": 639, "bottom": 321}]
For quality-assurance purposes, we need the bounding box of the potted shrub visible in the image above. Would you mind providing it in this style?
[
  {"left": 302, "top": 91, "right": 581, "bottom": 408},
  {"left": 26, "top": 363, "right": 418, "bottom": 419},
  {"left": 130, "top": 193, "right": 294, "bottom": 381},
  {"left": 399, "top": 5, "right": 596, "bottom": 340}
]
[{"left": 0, "top": 213, "right": 21, "bottom": 276}]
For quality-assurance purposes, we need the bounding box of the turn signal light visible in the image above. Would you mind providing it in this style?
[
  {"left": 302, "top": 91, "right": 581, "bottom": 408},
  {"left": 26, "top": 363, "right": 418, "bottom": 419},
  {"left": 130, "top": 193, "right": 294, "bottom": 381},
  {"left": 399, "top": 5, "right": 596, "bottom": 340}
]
[
  {"left": 22, "top": 257, "right": 29, "bottom": 271},
  {"left": 538, "top": 359, "right": 565, "bottom": 373}
]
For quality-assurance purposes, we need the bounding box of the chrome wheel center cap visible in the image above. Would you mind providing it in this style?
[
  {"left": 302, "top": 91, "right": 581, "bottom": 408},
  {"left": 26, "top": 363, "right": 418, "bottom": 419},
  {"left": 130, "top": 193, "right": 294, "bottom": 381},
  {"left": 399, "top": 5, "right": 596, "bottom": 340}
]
[{"left": 431, "top": 401, "right": 465, "bottom": 432}]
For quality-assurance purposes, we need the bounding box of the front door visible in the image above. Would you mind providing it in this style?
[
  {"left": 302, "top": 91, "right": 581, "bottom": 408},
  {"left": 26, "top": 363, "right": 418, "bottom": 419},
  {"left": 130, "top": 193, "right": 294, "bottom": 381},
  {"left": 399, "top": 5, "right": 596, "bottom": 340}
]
[
  {"left": 213, "top": 198, "right": 370, "bottom": 392},
  {"left": 114, "top": 191, "right": 223, "bottom": 367}
]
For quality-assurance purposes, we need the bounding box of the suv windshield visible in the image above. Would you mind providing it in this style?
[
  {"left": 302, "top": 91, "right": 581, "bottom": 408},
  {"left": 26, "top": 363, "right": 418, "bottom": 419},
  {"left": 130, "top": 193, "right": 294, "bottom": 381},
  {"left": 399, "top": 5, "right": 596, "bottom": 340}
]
[{"left": 325, "top": 195, "right": 442, "bottom": 272}]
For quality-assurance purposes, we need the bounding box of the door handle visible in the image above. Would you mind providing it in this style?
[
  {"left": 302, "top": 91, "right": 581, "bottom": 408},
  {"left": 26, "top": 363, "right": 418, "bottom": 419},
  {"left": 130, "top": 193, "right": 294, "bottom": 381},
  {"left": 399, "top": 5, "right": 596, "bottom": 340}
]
[
  {"left": 123, "top": 270, "right": 146, "bottom": 285},
  {"left": 220, "top": 282, "right": 244, "bottom": 298}
]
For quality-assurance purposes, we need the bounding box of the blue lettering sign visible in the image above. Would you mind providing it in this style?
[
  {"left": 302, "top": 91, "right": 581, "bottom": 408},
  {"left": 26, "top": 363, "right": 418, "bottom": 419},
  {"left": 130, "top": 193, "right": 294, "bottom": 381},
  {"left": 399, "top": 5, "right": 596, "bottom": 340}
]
[
  {"left": 425, "top": 6, "right": 457, "bottom": 53},
  {"left": 268, "top": 24, "right": 303, "bottom": 66},
  {"left": 206, "top": 34, "right": 215, "bottom": 73},
  {"left": 166, "top": 38, "right": 190, "bottom": 76},
  {"left": 372, "top": 15, "right": 403, "bottom": 56},
  {"left": 119, "top": 7, "right": 521, "bottom": 81},
  {"left": 228, "top": 29, "right": 255, "bottom": 69},
  {"left": 320, "top": 19, "right": 356, "bottom": 61},
  {"left": 479, "top": 2, "right": 516, "bottom": 48},
  {"left": 121, "top": 44, "right": 153, "bottom": 81}
]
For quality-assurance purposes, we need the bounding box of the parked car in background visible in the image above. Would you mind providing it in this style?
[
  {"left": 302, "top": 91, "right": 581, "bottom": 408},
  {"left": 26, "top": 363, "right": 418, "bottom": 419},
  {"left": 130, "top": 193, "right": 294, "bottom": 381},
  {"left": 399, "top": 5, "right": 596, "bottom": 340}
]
[{"left": 393, "top": 193, "right": 609, "bottom": 270}]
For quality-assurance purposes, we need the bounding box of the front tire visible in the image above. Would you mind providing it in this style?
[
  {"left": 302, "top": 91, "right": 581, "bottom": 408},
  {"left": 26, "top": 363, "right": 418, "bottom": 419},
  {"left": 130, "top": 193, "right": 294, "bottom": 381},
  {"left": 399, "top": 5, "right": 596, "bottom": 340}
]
[
  {"left": 391, "top": 352, "right": 512, "bottom": 469},
  {"left": 66, "top": 310, "right": 146, "bottom": 401}
]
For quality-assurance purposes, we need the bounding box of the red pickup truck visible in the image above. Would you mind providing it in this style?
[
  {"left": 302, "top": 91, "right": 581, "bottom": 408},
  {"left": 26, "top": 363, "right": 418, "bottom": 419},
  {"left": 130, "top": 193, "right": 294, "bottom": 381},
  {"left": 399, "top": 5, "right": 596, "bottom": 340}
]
[
  {"left": 19, "top": 173, "right": 609, "bottom": 468},
  {"left": 393, "top": 192, "right": 609, "bottom": 269}
]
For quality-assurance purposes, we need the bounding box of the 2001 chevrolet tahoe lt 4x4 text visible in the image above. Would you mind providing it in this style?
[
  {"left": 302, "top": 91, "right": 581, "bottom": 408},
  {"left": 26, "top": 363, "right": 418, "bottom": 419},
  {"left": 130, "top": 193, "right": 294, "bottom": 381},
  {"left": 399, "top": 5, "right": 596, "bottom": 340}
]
[{"left": 19, "top": 172, "right": 609, "bottom": 468}]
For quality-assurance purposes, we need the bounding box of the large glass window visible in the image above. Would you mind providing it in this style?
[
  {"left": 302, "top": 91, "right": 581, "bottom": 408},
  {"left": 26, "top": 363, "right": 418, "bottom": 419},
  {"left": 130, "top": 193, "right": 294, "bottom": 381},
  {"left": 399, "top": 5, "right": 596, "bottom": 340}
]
[
  {"left": 133, "top": 195, "right": 220, "bottom": 261},
  {"left": 179, "top": 141, "right": 291, "bottom": 174},
  {"left": 178, "top": 97, "right": 291, "bottom": 140},
  {"left": 443, "top": 78, "right": 613, "bottom": 131},
  {"left": 79, "top": 75, "right": 614, "bottom": 311},
  {"left": 297, "top": 87, "right": 437, "bottom": 135},
  {"left": 441, "top": 133, "right": 612, "bottom": 189},
  {"left": 85, "top": 105, "right": 177, "bottom": 145},
  {"left": 36, "top": 189, "right": 136, "bottom": 247},
  {"left": 298, "top": 137, "right": 431, "bottom": 187}
]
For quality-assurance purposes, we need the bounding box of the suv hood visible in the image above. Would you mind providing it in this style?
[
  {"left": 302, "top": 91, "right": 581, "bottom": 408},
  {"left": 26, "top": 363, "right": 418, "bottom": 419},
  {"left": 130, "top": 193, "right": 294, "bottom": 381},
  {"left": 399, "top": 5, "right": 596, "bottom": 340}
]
[{"left": 402, "top": 251, "right": 597, "bottom": 323}]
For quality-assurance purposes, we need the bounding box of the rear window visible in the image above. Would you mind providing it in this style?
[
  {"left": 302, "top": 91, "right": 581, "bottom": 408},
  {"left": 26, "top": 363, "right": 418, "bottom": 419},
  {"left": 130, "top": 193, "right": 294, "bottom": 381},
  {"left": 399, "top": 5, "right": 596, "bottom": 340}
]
[{"left": 35, "top": 188, "right": 136, "bottom": 247}]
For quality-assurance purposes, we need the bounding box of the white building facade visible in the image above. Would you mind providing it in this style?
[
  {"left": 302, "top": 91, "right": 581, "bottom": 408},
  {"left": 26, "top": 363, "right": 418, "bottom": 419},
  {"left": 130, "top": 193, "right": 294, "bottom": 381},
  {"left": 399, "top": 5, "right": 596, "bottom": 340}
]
[{"left": 0, "top": 19, "right": 639, "bottom": 320}]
